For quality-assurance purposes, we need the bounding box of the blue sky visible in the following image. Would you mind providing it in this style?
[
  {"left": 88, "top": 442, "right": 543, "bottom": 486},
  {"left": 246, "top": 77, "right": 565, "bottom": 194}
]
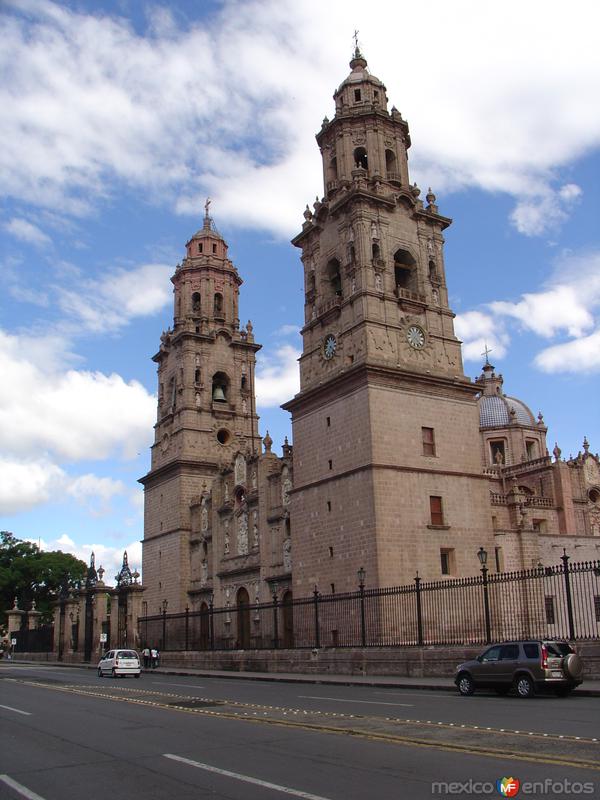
[{"left": 1, "top": 0, "right": 599, "bottom": 579}]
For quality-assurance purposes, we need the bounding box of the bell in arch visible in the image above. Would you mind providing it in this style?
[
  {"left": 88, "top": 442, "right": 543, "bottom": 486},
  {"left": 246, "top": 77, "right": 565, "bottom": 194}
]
[{"left": 212, "top": 384, "right": 226, "bottom": 402}]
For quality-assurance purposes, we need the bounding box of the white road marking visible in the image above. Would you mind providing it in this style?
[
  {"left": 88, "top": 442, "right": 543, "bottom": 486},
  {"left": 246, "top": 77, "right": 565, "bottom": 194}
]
[
  {"left": 298, "top": 695, "right": 413, "bottom": 707},
  {"left": 151, "top": 682, "right": 205, "bottom": 689},
  {"left": 0, "top": 775, "right": 47, "bottom": 800},
  {"left": 163, "top": 754, "right": 333, "bottom": 799},
  {"left": 0, "top": 704, "right": 32, "bottom": 716}
]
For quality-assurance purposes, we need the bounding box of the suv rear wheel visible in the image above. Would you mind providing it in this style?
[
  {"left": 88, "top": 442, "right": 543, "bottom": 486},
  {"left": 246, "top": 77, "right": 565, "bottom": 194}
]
[
  {"left": 457, "top": 673, "right": 475, "bottom": 696},
  {"left": 515, "top": 674, "right": 534, "bottom": 698}
]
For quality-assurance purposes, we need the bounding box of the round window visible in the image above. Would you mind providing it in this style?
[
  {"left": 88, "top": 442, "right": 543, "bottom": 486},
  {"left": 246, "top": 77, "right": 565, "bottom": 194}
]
[
  {"left": 589, "top": 488, "right": 600, "bottom": 506},
  {"left": 217, "top": 428, "right": 231, "bottom": 445}
]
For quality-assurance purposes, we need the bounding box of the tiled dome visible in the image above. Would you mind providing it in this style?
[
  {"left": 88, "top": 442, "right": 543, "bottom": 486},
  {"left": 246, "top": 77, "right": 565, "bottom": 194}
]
[{"left": 478, "top": 394, "right": 535, "bottom": 429}]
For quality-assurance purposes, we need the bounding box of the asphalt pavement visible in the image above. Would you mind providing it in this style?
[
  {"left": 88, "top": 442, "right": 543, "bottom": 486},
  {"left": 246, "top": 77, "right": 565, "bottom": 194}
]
[{"left": 1, "top": 660, "right": 598, "bottom": 800}]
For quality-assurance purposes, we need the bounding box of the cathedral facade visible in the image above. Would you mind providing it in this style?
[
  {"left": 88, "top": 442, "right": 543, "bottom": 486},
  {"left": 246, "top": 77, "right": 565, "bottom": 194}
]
[{"left": 141, "top": 52, "right": 600, "bottom": 616}]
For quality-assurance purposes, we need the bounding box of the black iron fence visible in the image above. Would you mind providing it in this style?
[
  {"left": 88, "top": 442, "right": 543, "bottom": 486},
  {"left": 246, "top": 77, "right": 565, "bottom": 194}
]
[
  {"left": 9, "top": 625, "right": 54, "bottom": 653},
  {"left": 138, "top": 555, "right": 600, "bottom": 652}
]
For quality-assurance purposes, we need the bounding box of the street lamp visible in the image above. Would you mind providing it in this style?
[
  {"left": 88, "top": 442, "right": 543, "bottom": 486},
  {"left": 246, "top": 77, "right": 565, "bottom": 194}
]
[
  {"left": 272, "top": 582, "right": 279, "bottom": 649},
  {"left": 357, "top": 567, "right": 366, "bottom": 647},
  {"left": 161, "top": 599, "right": 168, "bottom": 651},
  {"left": 477, "top": 547, "right": 491, "bottom": 644},
  {"left": 477, "top": 547, "right": 488, "bottom": 567}
]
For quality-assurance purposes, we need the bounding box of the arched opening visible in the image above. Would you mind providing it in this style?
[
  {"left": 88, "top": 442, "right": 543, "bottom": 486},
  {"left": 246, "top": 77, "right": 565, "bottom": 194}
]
[
  {"left": 282, "top": 590, "right": 294, "bottom": 648},
  {"left": 327, "top": 258, "right": 342, "bottom": 296},
  {"left": 372, "top": 242, "right": 381, "bottom": 262},
  {"left": 393, "top": 248, "right": 417, "bottom": 293},
  {"left": 191, "top": 292, "right": 201, "bottom": 313},
  {"left": 385, "top": 148, "right": 397, "bottom": 177},
  {"left": 194, "top": 368, "right": 201, "bottom": 384},
  {"left": 235, "top": 487, "right": 246, "bottom": 509},
  {"left": 213, "top": 292, "right": 223, "bottom": 316},
  {"left": 216, "top": 428, "right": 231, "bottom": 445},
  {"left": 353, "top": 147, "right": 368, "bottom": 170},
  {"left": 199, "top": 601, "right": 209, "bottom": 649},
  {"left": 428, "top": 260, "right": 438, "bottom": 282},
  {"left": 236, "top": 587, "right": 250, "bottom": 649},
  {"left": 212, "top": 372, "right": 229, "bottom": 403}
]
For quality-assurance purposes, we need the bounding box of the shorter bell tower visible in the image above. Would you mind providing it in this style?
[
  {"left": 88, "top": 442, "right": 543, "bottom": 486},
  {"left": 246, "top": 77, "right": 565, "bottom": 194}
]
[{"left": 141, "top": 205, "right": 261, "bottom": 613}]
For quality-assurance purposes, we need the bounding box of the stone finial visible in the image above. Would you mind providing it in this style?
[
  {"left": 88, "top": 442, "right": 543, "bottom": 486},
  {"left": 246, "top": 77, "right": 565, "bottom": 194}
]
[
  {"left": 583, "top": 436, "right": 590, "bottom": 453},
  {"left": 410, "top": 183, "right": 421, "bottom": 198},
  {"left": 426, "top": 187, "right": 436, "bottom": 206},
  {"left": 304, "top": 204, "right": 313, "bottom": 221},
  {"left": 97, "top": 565, "right": 105, "bottom": 584},
  {"left": 321, "top": 116, "right": 329, "bottom": 128},
  {"left": 30, "top": 600, "right": 36, "bottom": 611},
  {"left": 263, "top": 430, "right": 273, "bottom": 453},
  {"left": 537, "top": 411, "right": 545, "bottom": 426},
  {"left": 133, "top": 569, "right": 140, "bottom": 585},
  {"left": 13, "top": 596, "right": 19, "bottom": 610}
]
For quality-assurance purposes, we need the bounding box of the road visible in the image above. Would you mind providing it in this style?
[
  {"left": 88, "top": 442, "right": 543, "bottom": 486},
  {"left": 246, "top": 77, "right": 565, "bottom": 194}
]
[{"left": 1, "top": 662, "right": 598, "bottom": 799}]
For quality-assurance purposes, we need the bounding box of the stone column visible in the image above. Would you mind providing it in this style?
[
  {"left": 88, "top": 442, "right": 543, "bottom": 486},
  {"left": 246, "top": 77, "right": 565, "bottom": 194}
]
[{"left": 6, "top": 600, "right": 25, "bottom": 655}]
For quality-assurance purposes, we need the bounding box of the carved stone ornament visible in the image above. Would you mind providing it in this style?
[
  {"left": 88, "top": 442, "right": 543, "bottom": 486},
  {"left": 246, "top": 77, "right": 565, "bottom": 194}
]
[
  {"left": 283, "top": 538, "right": 292, "bottom": 572},
  {"left": 237, "top": 511, "right": 249, "bottom": 555}
]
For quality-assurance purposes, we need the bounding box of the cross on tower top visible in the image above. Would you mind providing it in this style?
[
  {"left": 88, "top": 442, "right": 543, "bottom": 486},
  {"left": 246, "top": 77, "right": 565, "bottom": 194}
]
[
  {"left": 481, "top": 342, "right": 493, "bottom": 365},
  {"left": 204, "top": 197, "right": 211, "bottom": 219}
]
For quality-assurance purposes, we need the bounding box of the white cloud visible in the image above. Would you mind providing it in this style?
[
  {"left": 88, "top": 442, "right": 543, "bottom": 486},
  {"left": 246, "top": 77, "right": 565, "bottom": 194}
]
[
  {"left": 57, "top": 262, "right": 173, "bottom": 333},
  {"left": 32, "top": 534, "right": 143, "bottom": 582},
  {"left": 490, "top": 286, "right": 594, "bottom": 339},
  {"left": 535, "top": 328, "right": 600, "bottom": 373},
  {"left": 458, "top": 249, "right": 600, "bottom": 374},
  {"left": 256, "top": 344, "right": 300, "bottom": 406},
  {"left": 2, "top": 1, "right": 599, "bottom": 235},
  {"left": 510, "top": 184, "right": 582, "bottom": 236},
  {"left": 454, "top": 311, "right": 510, "bottom": 363},
  {"left": 0, "top": 456, "right": 65, "bottom": 515},
  {"left": 0, "top": 329, "right": 155, "bottom": 462},
  {"left": 4, "top": 217, "right": 52, "bottom": 246},
  {"left": 0, "top": 454, "right": 132, "bottom": 516}
]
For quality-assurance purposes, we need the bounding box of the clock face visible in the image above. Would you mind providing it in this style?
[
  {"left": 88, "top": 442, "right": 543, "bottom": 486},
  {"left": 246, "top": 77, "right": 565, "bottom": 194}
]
[
  {"left": 323, "top": 334, "right": 337, "bottom": 360},
  {"left": 406, "top": 325, "right": 425, "bottom": 349}
]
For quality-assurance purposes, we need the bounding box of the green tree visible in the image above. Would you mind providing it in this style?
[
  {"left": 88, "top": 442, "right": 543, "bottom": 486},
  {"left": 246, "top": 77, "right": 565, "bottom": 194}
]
[{"left": 0, "top": 531, "right": 87, "bottom": 625}]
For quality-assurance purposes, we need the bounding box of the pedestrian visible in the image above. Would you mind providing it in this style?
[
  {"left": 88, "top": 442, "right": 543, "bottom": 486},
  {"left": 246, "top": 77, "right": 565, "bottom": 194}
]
[
  {"left": 151, "top": 646, "right": 158, "bottom": 668},
  {"left": 155, "top": 648, "right": 160, "bottom": 668},
  {"left": 142, "top": 646, "right": 150, "bottom": 668}
]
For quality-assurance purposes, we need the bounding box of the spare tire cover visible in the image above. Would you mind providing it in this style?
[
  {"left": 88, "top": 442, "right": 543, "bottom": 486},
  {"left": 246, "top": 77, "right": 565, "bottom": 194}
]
[{"left": 563, "top": 653, "right": 583, "bottom": 679}]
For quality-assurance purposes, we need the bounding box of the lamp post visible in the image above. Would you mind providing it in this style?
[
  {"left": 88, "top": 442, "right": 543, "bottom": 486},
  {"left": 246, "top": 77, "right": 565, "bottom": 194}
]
[
  {"left": 162, "top": 599, "right": 168, "bottom": 651},
  {"left": 209, "top": 592, "right": 215, "bottom": 651},
  {"left": 477, "top": 547, "right": 491, "bottom": 644},
  {"left": 272, "top": 582, "right": 279, "bottom": 649},
  {"left": 357, "top": 567, "right": 366, "bottom": 647}
]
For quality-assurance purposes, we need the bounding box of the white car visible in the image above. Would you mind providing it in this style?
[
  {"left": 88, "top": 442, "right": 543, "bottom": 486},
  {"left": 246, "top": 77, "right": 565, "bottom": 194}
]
[{"left": 97, "top": 649, "right": 141, "bottom": 678}]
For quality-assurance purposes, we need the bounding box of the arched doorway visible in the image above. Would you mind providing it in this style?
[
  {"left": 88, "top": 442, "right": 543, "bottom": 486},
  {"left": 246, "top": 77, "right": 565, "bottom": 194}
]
[
  {"left": 236, "top": 587, "right": 250, "bottom": 649},
  {"left": 282, "top": 590, "right": 294, "bottom": 648}
]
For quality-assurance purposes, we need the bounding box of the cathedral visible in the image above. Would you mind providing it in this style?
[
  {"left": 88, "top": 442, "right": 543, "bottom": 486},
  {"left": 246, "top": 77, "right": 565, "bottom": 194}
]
[{"left": 141, "top": 50, "right": 600, "bottom": 616}]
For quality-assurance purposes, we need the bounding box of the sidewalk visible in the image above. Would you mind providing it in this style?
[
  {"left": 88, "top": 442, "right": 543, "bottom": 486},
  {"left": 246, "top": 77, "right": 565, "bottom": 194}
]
[{"left": 8, "top": 658, "right": 600, "bottom": 696}]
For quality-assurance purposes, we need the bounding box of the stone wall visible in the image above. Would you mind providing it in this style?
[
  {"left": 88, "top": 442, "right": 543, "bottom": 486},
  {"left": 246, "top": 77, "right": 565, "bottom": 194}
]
[{"left": 158, "top": 640, "right": 600, "bottom": 679}]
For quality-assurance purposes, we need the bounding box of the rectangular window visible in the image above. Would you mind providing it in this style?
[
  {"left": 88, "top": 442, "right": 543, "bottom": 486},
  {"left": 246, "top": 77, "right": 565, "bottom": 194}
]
[
  {"left": 526, "top": 440, "right": 536, "bottom": 460},
  {"left": 327, "top": 500, "right": 331, "bottom": 512},
  {"left": 422, "top": 427, "right": 435, "bottom": 456},
  {"left": 354, "top": 89, "right": 361, "bottom": 101},
  {"left": 594, "top": 596, "right": 600, "bottom": 623},
  {"left": 430, "top": 496, "right": 444, "bottom": 526},
  {"left": 545, "top": 595, "right": 556, "bottom": 625},
  {"left": 328, "top": 459, "right": 333, "bottom": 470},
  {"left": 440, "top": 548, "right": 454, "bottom": 575},
  {"left": 523, "top": 643, "right": 539, "bottom": 659},
  {"left": 494, "top": 546, "right": 504, "bottom": 572},
  {"left": 212, "top": 243, "right": 217, "bottom": 253},
  {"left": 326, "top": 416, "right": 331, "bottom": 427},
  {"left": 198, "top": 243, "right": 203, "bottom": 253}
]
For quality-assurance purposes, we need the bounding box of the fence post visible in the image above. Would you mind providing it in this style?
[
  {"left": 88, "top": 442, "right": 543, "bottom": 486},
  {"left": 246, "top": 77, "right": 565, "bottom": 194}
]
[
  {"left": 209, "top": 595, "right": 215, "bottom": 650},
  {"left": 414, "top": 573, "right": 423, "bottom": 646},
  {"left": 185, "top": 605, "right": 190, "bottom": 651},
  {"left": 313, "top": 586, "right": 320, "bottom": 649},
  {"left": 561, "top": 550, "right": 576, "bottom": 640},
  {"left": 272, "top": 591, "right": 279, "bottom": 649},
  {"left": 481, "top": 566, "right": 491, "bottom": 644},
  {"left": 162, "top": 607, "right": 167, "bottom": 651}
]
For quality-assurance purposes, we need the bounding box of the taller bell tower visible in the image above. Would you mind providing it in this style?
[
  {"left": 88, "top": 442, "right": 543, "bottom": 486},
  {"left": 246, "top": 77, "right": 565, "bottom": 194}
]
[
  {"left": 141, "top": 206, "right": 261, "bottom": 613},
  {"left": 284, "top": 50, "right": 495, "bottom": 594}
]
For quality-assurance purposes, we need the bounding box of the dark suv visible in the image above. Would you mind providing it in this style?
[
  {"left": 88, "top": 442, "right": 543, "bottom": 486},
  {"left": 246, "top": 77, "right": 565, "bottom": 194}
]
[{"left": 455, "top": 640, "right": 583, "bottom": 698}]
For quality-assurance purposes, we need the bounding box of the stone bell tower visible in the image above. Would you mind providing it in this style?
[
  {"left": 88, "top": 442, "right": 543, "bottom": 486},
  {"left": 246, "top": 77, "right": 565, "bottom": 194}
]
[
  {"left": 141, "top": 204, "right": 261, "bottom": 613},
  {"left": 284, "top": 49, "right": 495, "bottom": 594}
]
